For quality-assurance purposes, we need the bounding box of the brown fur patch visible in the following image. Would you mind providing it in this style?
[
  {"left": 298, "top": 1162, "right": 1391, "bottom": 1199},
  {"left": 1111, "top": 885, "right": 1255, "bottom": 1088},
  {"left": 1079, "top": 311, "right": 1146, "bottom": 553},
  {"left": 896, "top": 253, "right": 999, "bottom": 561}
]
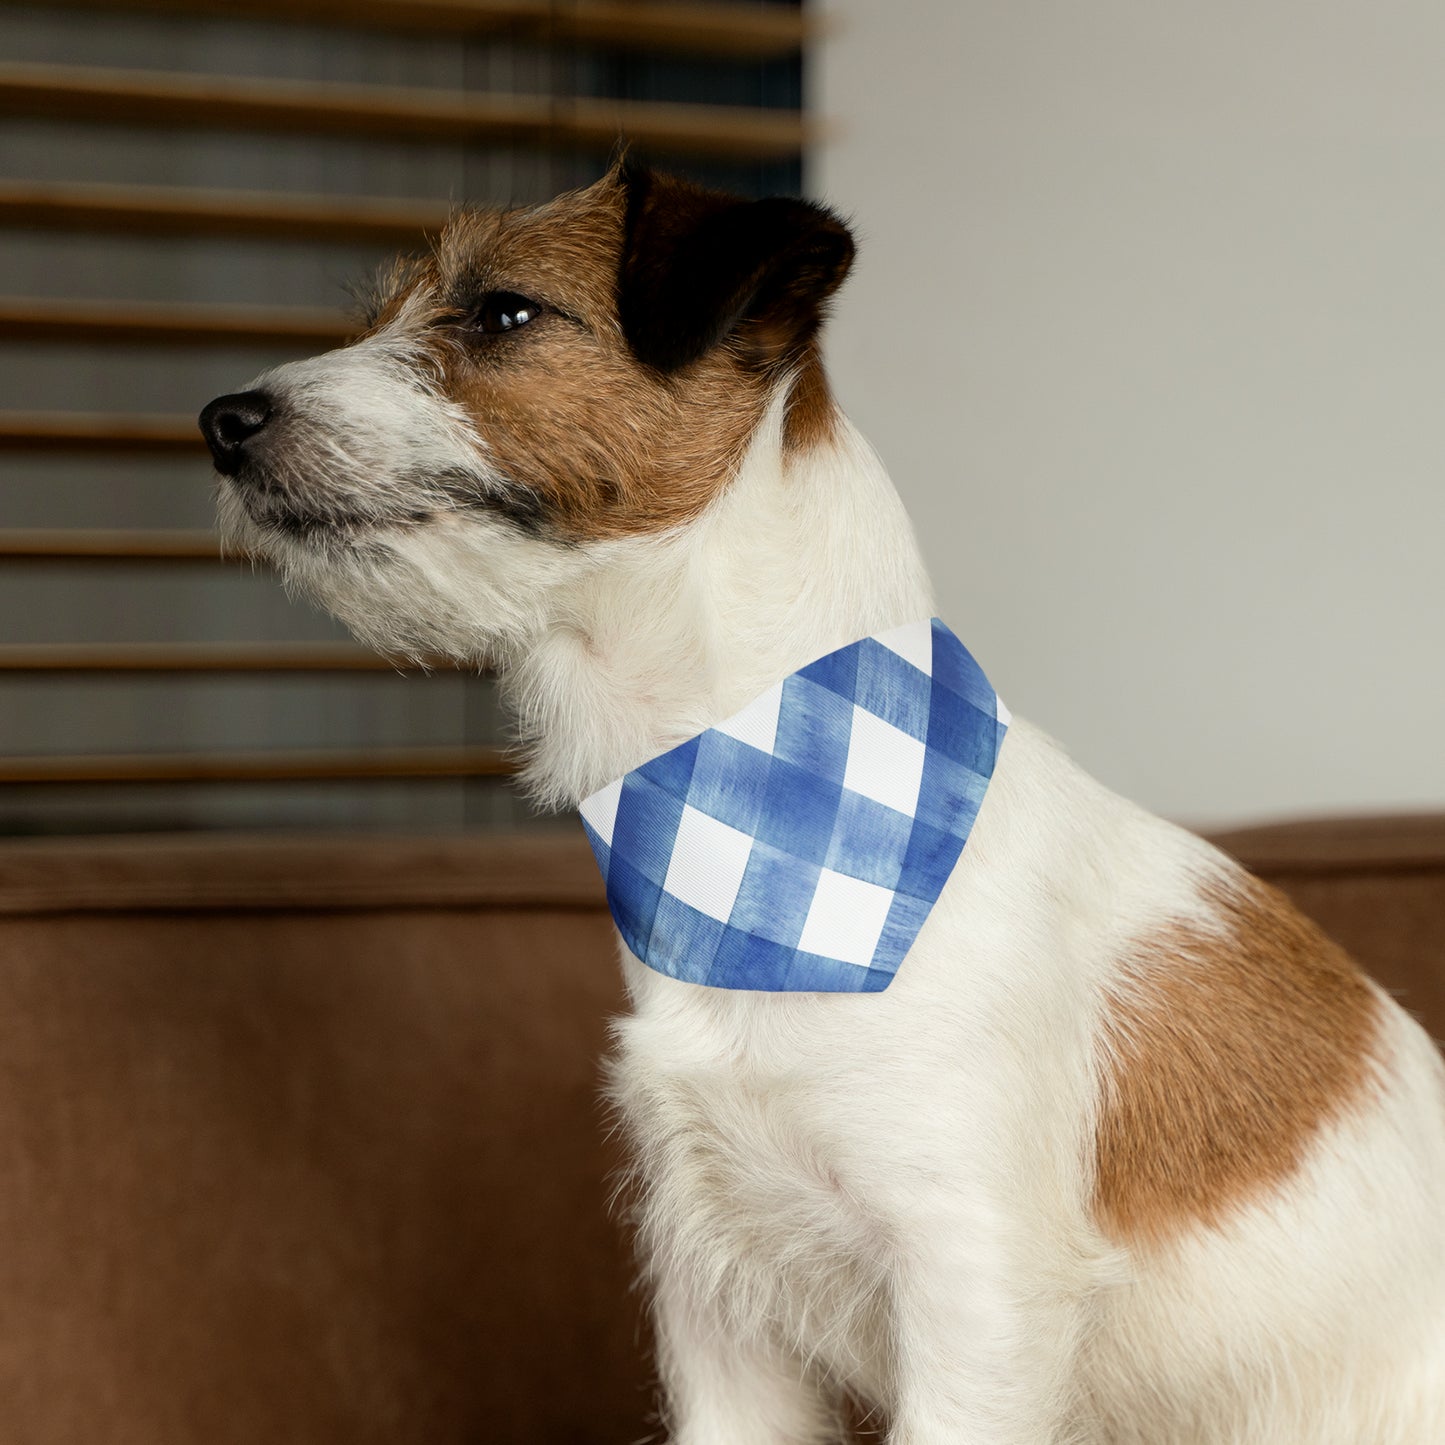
[
  {"left": 436, "top": 184, "right": 769, "bottom": 539},
  {"left": 366, "top": 172, "right": 840, "bottom": 541},
  {"left": 1093, "top": 873, "right": 1382, "bottom": 1247},
  {"left": 782, "top": 343, "right": 840, "bottom": 455}
]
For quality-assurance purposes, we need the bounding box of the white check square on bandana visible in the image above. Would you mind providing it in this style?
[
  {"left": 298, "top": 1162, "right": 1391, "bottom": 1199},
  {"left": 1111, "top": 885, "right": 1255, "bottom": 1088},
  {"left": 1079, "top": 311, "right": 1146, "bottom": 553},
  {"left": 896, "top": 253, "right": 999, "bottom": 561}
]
[
  {"left": 714, "top": 679, "right": 783, "bottom": 755},
  {"left": 579, "top": 618, "right": 1008, "bottom": 993},
  {"left": 797, "top": 867, "right": 896, "bottom": 968},
  {"left": 663, "top": 805, "right": 753, "bottom": 922},
  {"left": 843, "top": 705, "right": 926, "bottom": 816}
]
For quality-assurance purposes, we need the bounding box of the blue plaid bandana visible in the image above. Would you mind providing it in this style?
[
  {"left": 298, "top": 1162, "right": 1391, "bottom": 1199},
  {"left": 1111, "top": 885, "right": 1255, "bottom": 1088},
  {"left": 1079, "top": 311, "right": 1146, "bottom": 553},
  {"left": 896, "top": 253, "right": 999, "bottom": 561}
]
[{"left": 579, "top": 619, "right": 1008, "bottom": 993}]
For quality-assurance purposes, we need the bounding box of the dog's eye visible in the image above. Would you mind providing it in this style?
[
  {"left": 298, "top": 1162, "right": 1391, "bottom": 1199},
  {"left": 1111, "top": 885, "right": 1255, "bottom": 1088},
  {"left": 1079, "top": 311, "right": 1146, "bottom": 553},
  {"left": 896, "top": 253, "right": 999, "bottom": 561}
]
[{"left": 472, "top": 291, "right": 543, "bottom": 334}]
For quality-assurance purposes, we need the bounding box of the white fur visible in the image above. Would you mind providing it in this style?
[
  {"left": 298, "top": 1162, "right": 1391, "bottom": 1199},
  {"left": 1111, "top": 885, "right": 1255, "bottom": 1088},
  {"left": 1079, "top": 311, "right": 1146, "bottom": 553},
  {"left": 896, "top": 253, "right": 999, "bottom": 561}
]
[{"left": 221, "top": 348, "right": 1445, "bottom": 1444}]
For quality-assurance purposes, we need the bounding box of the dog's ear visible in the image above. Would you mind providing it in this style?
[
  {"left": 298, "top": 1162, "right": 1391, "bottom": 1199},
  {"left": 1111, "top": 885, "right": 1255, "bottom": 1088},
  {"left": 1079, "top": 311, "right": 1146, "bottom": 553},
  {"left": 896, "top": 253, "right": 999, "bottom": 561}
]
[{"left": 617, "top": 162, "right": 855, "bottom": 374}]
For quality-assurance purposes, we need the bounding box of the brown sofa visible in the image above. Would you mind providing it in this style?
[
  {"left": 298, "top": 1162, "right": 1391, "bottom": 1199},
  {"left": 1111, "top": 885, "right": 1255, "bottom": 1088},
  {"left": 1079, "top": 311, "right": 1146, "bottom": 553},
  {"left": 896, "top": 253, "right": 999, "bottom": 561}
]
[{"left": 0, "top": 818, "right": 1441, "bottom": 1443}]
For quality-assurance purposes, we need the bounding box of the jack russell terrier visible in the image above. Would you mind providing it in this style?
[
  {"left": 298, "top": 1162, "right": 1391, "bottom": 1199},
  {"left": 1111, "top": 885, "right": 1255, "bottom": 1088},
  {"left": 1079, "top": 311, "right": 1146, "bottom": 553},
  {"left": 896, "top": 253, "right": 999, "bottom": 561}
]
[{"left": 200, "top": 162, "right": 1445, "bottom": 1444}]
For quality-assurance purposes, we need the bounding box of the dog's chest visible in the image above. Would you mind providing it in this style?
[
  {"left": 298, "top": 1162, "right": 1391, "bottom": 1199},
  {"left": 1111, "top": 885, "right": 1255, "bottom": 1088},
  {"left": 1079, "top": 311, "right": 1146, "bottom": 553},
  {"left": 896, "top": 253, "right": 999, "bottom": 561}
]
[{"left": 612, "top": 981, "right": 892, "bottom": 1386}]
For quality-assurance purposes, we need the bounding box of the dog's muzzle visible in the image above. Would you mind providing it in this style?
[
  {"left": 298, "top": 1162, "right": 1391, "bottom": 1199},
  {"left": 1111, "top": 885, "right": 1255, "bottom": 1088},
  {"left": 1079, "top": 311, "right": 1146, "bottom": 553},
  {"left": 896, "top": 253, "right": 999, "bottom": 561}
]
[{"left": 199, "top": 390, "right": 274, "bottom": 476}]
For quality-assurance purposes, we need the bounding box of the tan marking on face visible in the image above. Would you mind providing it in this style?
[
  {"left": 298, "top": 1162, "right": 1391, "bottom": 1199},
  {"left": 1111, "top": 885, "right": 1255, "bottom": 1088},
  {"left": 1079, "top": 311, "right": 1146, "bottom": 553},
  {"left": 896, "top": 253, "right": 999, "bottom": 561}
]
[
  {"left": 382, "top": 175, "right": 778, "bottom": 541},
  {"left": 1093, "top": 873, "right": 1381, "bottom": 1247}
]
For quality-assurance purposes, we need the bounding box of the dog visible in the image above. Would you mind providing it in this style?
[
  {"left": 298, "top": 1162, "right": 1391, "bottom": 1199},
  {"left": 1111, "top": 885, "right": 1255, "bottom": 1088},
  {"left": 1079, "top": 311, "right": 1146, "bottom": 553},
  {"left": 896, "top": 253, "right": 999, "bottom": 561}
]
[{"left": 200, "top": 162, "right": 1445, "bottom": 1444}]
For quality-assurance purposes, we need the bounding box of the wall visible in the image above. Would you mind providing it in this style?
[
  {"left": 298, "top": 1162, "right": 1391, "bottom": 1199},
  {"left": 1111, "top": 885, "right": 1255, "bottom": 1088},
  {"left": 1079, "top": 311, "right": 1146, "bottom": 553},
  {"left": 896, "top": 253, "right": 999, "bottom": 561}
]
[{"left": 813, "top": 1, "right": 1445, "bottom": 826}]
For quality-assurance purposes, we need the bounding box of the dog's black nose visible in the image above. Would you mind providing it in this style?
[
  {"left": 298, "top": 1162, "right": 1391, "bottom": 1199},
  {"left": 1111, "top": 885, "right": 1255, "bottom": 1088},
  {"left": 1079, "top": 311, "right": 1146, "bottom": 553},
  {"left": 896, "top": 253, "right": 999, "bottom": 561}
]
[{"left": 199, "top": 390, "right": 273, "bottom": 475}]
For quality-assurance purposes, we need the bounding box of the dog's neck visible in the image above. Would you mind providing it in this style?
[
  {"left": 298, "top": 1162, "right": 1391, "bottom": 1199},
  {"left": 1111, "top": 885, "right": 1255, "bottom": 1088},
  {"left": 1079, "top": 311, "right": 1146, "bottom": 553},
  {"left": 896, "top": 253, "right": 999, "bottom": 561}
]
[{"left": 503, "top": 393, "right": 936, "bottom": 809}]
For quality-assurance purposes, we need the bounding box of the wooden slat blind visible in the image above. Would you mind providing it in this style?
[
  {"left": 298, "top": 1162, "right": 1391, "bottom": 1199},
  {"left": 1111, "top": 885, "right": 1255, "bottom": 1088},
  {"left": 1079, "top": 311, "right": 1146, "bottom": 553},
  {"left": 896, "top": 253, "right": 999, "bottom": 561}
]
[
  {"left": 0, "top": 0, "right": 808, "bottom": 817},
  {"left": 0, "top": 62, "right": 813, "bottom": 162},
  {"left": 0, "top": 643, "right": 423, "bottom": 673},
  {"left": 0, "top": 529, "right": 223, "bottom": 560},
  {"left": 0, "top": 412, "right": 205, "bottom": 452},
  {"left": 0, "top": 745, "right": 511, "bottom": 784},
  {"left": 0, "top": 298, "right": 355, "bottom": 348},
  {"left": 0, "top": 181, "right": 448, "bottom": 245},
  {"left": 0, "top": 0, "right": 811, "bottom": 57}
]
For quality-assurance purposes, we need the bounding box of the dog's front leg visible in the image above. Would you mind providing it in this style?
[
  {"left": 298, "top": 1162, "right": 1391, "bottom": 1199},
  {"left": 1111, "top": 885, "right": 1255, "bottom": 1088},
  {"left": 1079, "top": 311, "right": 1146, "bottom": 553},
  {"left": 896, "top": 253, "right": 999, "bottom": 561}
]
[
  {"left": 653, "top": 1275, "right": 844, "bottom": 1445},
  {"left": 883, "top": 1220, "right": 1092, "bottom": 1445}
]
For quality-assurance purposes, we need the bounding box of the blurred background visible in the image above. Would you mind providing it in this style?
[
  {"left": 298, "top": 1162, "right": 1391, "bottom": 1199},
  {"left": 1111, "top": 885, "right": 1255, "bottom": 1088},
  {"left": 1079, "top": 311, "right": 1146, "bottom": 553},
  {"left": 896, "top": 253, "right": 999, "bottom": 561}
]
[
  {"left": 819, "top": 1, "right": 1445, "bottom": 827},
  {"left": 0, "top": 0, "right": 802, "bottom": 837},
  {"left": 2, "top": 0, "right": 1442, "bottom": 839}
]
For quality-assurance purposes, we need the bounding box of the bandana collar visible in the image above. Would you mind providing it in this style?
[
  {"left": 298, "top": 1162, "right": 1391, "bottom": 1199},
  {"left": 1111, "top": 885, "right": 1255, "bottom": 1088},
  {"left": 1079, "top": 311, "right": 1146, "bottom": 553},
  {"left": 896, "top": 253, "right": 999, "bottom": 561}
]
[{"left": 579, "top": 619, "right": 1008, "bottom": 993}]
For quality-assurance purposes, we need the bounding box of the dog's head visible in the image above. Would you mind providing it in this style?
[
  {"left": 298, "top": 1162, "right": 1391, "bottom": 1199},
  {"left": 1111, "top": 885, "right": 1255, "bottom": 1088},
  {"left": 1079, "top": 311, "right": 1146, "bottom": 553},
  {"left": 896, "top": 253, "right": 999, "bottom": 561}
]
[{"left": 200, "top": 163, "right": 854, "bottom": 662}]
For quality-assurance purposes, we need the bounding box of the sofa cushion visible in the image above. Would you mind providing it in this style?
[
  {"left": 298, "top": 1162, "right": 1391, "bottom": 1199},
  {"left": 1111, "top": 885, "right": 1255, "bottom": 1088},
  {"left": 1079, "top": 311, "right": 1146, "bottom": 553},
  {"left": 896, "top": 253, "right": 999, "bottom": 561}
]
[{"left": 0, "top": 818, "right": 1440, "bottom": 1442}]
